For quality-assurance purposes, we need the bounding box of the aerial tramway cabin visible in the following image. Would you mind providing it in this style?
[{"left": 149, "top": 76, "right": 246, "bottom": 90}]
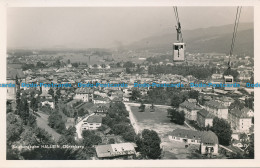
[
  {"left": 173, "top": 42, "right": 185, "bottom": 62},
  {"left": 224, "top": 75, "right": 234, "bottom": 91}
]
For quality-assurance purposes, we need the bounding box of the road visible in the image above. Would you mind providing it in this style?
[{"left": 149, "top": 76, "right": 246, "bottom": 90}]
[{"left": 75, "top": 113, "right": 95, "bottom": 139}]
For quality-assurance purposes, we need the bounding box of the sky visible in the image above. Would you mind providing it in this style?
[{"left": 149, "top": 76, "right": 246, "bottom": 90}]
[{"left": 7, "top": 7, "right": 253, "bottom": 49}]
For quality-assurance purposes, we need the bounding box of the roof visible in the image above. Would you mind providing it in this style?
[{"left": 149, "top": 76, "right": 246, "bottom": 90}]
[
  {"left": 204, "top": 100, "right": 227, "bottom": 109},
  {"left": 170, "top": 129, "right": 203, "bottom": 140},
  {"left": 170, "top": 129, "right": 218, "bottom": 145},
  {"left": 85, "top": 115, "right": 102, "bottom": 123},
  {"left": 7, "top": 68, "right": 25, "bottom": 79},
  {"left": 40, "top": 92, "right": 52, "bottom": 97},
  {"left": 75, "top": 88, "right": 93, "bottom": 94},
  {"left": 187, "top": 99, "right": 197, "bottom": 103},
  {"left": 201, "top": 131, "right": 218, "bottom": 144},
  {"left": 197, "top": 109, "right": 215, "bottom": 119},
  {"left": 179, "top": 101, "right": 202, "bottom": 110},
  {"left": 95, "top": 143, "right": 136, "bottom": 158},
  {"left": 230, "top": 108, "right": 251, "bottom": 118}
]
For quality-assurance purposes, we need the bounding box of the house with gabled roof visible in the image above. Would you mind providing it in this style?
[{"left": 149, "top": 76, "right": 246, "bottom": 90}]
[
  {"left": 179, "top": 101, "right": 202, "bottom": 121},
  {"left": 229, "top": 108, "right": 252, "bottom": 133},
  {"left": 169, "top": 128, "right": 219, "bottom": 155},
  {"left": 204, "top": 100, "right": 228, "bottom": 120},
  {"left": 197, "top": 109, "right": 214, "bottom": 127},
  {"left": 95, "top": 142, "right": 137, "bottom": 159}
]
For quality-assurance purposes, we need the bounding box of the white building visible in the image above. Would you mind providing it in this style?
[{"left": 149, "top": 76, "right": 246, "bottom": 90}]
[
  {"left": 81, "top": 115, "right": 102, "bottom": 131},
  {"left": 204, "top": 100, "right": 228, "bottom": 120}
]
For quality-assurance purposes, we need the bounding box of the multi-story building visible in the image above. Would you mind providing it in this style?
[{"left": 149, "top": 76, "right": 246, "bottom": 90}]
[
  {"left": 179, "top": 101, "right": 202, "bottom": 121},
  {"left": 81, "top": 115, "right": 102, "bottom": 131},
  {"left": 204, "top": 100, "right": 228, "bottom": 120},
  {"left": 168, "top": 129, "right": 219, "bottom": 155},
  {"left": 229, "top": 108, "right": 252, "bottom": 133},
  {"left": 197, "top": 109, "right": 214, "bottom": 127},
  {"left": 73, "top": 88, "right": 93, "bottom": 102}
]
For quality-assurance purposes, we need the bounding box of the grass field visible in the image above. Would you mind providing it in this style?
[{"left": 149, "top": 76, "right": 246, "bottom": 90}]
[
  {"left": 130, "top": 105, "right": 204, "bottom": 159},
  {"left": 130, "top": 106, "right": 189, "bottom": 137}
]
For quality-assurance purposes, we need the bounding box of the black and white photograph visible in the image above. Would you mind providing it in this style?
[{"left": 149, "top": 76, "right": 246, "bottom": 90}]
[{"left": 0, "top": 1, "right": 259, "bottom": 166}]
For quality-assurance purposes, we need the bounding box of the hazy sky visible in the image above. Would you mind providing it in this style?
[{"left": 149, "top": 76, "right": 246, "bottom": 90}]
[{"left": 7, "top": 7, "right": 253, "bottom": 49}]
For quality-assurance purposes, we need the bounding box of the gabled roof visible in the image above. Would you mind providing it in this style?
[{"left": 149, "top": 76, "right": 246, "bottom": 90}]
[
  {"left": 75, "top": 88, "right": 93, "bottom": 94},
  {"left": 204, "top": 100, "right": 227, "bottom": 109},
  {"left": 85, "top": 115, "right": 102, "bottom": 123},
  {"left": 170, "top": 128, "right": 203, "bottom": 140},
  {"left": 229, "top": 108, "right": 251, "bottom": 118},
  {"left": 197, "top": 109, "right": 214, "bottom": 119},
  {"left": 95, "top": 143, "right": 136, "bottom": 158},
  {"left": 170, "top": 129, "right": 218, "bottom": 145},
  {"left": 179, "top": 101, "right": 202, "bottom": 110}
]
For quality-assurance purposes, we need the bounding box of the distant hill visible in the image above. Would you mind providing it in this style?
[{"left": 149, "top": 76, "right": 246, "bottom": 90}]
[{"left": 128, "top": 22, "right": 254, "bottom": 56}]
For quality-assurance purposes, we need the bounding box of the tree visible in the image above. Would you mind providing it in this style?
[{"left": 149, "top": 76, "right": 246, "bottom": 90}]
[
  {"left": 245, "top": 97, "right": 254, "bottom": 109},
  {"left": 247, "top": 134, "right": 254, "bottom": 158},
  {"left": 82, "top": 130, "right": 102, "bottom": 147},
  {"left": 48, "top": 112, "right": 66, "bottom": 134},
  {"left": 67, "top": 59, "right": 71, "bottom": 64},
  {"left": 131, "top": 89, "right": 141, "bottom": 101},
  {"left": 20, "top": 99, "right": 30, "bottom": 125},
  {"left": 211, "top": 117, "right": 232, "bottom": 146},
  {"left": 229, "top": 99, "right": 245, "bottom": 110},
  {"left": 7, "top": 113, "right": 24, "bottom": 144},
  {"left": 123, "top": 61, "right": 135, "bottom": 68},
  {"left": 48, "top": 88, "right": 54, "bottom": 98},
  {"left": 188, "top": 90, "right": 199, "bottom": 100},
  {"left": 139, "top": 102, "right": 145, "bottom": 112},
  {"left": 137, "top": 129, "right": 161, "bottom": 159},
  {"left": 109, "top": 138, "right": 115, "bottom": 144},
  {"left": 170, "top": 93, "right": 183, "bottom": 108},
  {"left": 167, "top": 108, "right": 185, "bottom": 125},
  {"left": 31, "top": 97, "right": 38, "bottom": 113}
]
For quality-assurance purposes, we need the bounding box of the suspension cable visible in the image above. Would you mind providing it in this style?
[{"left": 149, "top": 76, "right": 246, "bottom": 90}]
[{"left": 228, "top": 6, "right": 242, "bottom": 69}]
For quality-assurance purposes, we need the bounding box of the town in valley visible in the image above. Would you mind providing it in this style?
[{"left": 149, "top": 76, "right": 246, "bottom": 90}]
[{"left": 6, "top": 7, "right": 254, "bottom": 160}]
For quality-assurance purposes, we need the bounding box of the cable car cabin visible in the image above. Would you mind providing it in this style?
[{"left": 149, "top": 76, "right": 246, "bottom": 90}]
[
  {"left": 224, "top": 75, "right": 234, "bottom": 91},
  {"left": 173, "top": 43, "right": 185, "bottom": 62}
]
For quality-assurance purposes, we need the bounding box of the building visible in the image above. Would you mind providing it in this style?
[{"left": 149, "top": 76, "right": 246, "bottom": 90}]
[
  {"left": 73, "top": 88, "right": 93, "bottom": 102},
  {"left": 168, "top": 129, "right": 219, "bottom": 155},
  {"left": 229, "top": 108, "right": 252, "bottom": 133},
  {"left": 93, "top": 97, "right": 110, "bottom": 104},
  {"left": 200, "top": 131, "right": 219, "bottom": 155},
  {"left": 179, "top": 101, "right": 202, "bottom": 121},
  {"left": 6, "top": 68, "right": 25, "bottom": 100},
  {"left": 169, "top": 129, "right": 203, "bottom": 144},
  {"left": 197, "top": 109, "right": 214, "bottom": 127},
  {"left": 41, "top": 99, "right": 55, "bottom": 109},
  {"left": 94, "top": 105, "right": 108, "bottom": 116},
  {"left": 204, "top": 100, "right": 228, "bottom": 120},
  {"left": 81, "top": 115, "right": 102, "bottom": 131},
  {"left": 95, "top": 143, "right": 137, "bottom": 159}
]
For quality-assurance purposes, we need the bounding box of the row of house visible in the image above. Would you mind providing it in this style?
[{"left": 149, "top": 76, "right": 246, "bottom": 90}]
[{"left": 179, "top": 99, "right": 253, "bottom": 133}]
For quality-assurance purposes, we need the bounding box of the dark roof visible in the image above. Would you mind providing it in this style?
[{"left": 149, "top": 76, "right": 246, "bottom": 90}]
[
  {"left": 7, "top": 68, "right": 25, "bottom": 79},
  {"left": 170, "top": 129, "right": 203, "bottom": 140},
  {"left": 86, "top": 115, "right": 102, "bottom": 123},
  {"left": 201, "top": 131, "right": 218, "bottom": 144},
  {"left": 204, "top": 100, "right": 227, "bottom": 109},
  {"left": 197, "top": 109, "right": 214, "bottom": 119},
  {"left": 230, "top": 108, "right": 251, "bottom": 118},
  {"left": 170, "top": 129, "right": 219, "bottom": 145},
  {"left": 179, "top": 101, "right": 202, "bottom": 110},
  {"left": 75, "top": 88, "right": 93, "bottom": 94}
]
